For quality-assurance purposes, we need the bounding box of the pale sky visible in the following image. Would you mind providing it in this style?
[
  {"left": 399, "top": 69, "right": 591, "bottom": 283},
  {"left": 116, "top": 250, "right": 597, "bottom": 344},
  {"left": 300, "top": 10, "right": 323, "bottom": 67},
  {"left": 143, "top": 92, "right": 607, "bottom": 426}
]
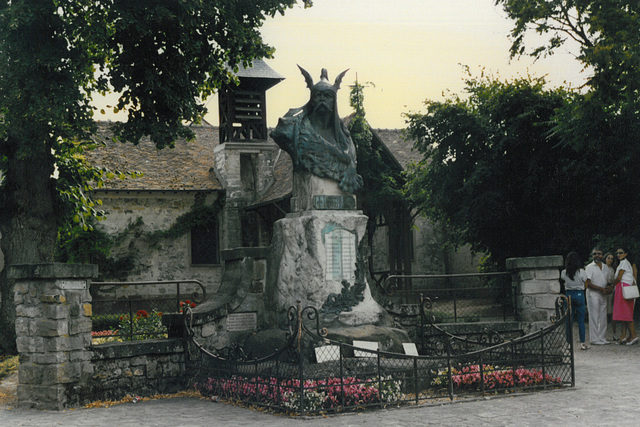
[{"left": 98, "top": 0, "right": 588, "bottom": 130}]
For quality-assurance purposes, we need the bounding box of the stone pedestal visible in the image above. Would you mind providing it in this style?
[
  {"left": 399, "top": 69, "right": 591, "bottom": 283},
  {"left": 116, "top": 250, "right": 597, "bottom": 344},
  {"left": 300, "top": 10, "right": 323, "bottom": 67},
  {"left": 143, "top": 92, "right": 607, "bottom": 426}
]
[
  {"left": 291, "top": 171, "right": 356, "bottom": 212},
  {"left": 9, "top": 263, "right": 97, "bottom": 410},
  {"left": 266, "top": 209, "right": 389, "bottom": 328},
  {"left": 506, "top": 256, "right": 563, "bottom": 331}
]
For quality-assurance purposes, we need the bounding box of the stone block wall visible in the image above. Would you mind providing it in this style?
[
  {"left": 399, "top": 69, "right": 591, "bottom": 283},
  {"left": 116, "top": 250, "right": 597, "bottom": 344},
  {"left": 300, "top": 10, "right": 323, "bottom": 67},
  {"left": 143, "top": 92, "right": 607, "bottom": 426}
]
[
  {"left": 93, "top": 191, "right": 223, "bottom": 294},
  {"left": 10, "top": 263, "right": 187, "bottom": 410},
  {"left": 9, "top": 263, "right": 97, "bottom": 410},
  {"left": 506, "top": 255, "right": 563, "bottom": 331},
  {"left": 87, "top": 339, "right": 185, "bottom": 402}
]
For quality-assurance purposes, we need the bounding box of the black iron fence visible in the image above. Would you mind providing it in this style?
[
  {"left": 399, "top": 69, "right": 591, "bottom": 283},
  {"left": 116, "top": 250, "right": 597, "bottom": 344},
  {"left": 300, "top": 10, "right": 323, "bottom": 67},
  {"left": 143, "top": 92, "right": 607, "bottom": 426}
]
[
  {"left": 185, "top": 296, "right": 574, "bottom": 416},
  {"left": 382, "top": 272, "right": 516, "bottom": 323},
  {"left": 90, "top": 280, "right": 206, "bottom": 343}
]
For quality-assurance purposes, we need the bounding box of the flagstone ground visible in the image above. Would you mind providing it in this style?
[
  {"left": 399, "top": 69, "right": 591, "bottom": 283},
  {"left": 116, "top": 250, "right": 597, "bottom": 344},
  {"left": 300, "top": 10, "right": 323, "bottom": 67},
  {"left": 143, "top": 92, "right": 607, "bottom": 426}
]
[{"left": 0, "top": 323, "right": 637, "bottom": 426}]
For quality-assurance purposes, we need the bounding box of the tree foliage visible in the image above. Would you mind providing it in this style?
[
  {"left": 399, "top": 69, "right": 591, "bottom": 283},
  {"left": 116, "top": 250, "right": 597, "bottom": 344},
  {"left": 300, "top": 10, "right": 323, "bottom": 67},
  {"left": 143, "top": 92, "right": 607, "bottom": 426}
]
[
  {"left": 404, "top": 73, "right": 588, "bottom": 267},
  {"left": 404, "top": 2, "right": 640, "bottom": 267},
  {"left": 0, "top": 0, "right": 310, "bottom": 354},
  {"left": 348, "top": 81, "right": 406, "bottom": 230},
  {"left": 495, "top": 0, "right": 640, "bottom": 257}
]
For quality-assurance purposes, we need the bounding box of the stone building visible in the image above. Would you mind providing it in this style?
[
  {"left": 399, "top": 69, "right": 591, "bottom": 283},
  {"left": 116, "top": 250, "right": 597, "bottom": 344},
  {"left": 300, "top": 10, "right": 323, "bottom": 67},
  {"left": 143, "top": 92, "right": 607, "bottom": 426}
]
[{"left": 83, "top": 61, "right": 480, "bottom": 299}]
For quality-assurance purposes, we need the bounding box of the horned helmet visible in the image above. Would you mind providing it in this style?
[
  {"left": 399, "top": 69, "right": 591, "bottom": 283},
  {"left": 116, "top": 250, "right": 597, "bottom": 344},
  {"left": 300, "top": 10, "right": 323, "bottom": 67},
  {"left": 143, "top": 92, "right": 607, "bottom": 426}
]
[
  {"left": 298, "top": 65, "right": 349, "bottom": 94},
  {"left": 298, "top": 66, "right": 349, "bottom": 114}
]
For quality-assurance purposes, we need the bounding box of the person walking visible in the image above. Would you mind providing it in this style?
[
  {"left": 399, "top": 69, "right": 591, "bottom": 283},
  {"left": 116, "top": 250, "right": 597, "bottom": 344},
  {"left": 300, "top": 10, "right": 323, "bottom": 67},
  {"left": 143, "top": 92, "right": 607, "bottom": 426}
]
[
  {"left": 561, "top": 251, "right": 589, "bottom": 350},
  {"left": 611, "top": 247, "right": 638, "bottom": 345},
  {"left": 585, "top": 247, "right": 611, "bottom": 345}
]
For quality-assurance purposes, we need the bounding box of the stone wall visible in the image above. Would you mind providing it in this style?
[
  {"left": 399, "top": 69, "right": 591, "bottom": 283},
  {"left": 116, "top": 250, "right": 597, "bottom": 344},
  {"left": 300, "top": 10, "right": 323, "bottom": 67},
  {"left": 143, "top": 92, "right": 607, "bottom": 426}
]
[
  {"left": 10, "top": 263, "right": 187, "bottom": 410},
  {"left": 371, "top": 215, "right": 482, "bottom": 278},
  {"left": 213, "top": 140, "right": 278, "bottom": 249},
  {"left": 10, "top": 263, "right": 97, "bottom": 410},
  {"left": 93, "top": 191, "right": 223, "bottom": 295},
  {"left": 506, "top": 255, "right": 563, "bottom": 331},
  {"left": 87, "top": 339, "right": 185, "bottom": 402}
]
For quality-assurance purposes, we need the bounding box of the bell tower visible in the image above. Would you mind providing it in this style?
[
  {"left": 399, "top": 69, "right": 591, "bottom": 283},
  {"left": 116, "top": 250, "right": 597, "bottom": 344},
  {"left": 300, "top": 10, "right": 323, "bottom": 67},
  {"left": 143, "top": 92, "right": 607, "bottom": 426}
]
[
  {"left": 218, "top": 60, "right": 283, "bottom": 142},
  {"left": 214, "top": 60, "right": 283, "bottom": 249}
]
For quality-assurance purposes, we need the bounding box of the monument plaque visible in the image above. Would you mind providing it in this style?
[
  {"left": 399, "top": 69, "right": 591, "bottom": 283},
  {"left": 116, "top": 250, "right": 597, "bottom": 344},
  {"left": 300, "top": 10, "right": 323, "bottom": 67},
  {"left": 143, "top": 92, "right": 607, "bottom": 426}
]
[
  {"left": 55, "top": 279, "right": 87, "bottom": 290},
  {"left": 323, "top": 227, "right": 356, "bottom": 281},
  {"left": 313, "top": 195, "right": 356, "bottom": 210},
  {"left": 227, "top": 312, "right": 258, "bottom": 332}
]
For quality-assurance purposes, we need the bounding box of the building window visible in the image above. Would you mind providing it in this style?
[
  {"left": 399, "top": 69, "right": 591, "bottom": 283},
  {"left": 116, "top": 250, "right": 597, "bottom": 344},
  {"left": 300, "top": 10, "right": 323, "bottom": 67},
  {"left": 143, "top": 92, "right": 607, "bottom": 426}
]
[{"left": 190, "top": 219, "right": 220, "bottom": 265}]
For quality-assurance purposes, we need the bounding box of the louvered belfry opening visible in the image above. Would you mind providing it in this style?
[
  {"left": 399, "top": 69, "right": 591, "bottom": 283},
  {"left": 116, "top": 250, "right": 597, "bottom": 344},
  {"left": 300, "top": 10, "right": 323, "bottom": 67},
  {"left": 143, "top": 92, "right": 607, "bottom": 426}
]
[{"left": 219, "top": 60, "right": 284, "bottom": 143}]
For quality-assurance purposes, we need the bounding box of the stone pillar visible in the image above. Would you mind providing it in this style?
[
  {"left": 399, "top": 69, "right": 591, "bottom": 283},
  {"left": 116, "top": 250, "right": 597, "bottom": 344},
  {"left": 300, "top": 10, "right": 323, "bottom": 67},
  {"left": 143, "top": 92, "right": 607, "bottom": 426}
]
[
  {"left": 9, "top": 263, "right": 98, "bottom": 410},
  {"left": 506, "top": 256, "right": 563, "bottom": 330}
]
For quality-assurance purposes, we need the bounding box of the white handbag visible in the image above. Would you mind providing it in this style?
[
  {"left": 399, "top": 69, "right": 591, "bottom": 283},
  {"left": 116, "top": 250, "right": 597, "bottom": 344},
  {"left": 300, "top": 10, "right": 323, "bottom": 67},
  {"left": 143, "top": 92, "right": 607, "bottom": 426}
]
[{"left": 622, "top": 283, "right": 640, "bottom": 300}]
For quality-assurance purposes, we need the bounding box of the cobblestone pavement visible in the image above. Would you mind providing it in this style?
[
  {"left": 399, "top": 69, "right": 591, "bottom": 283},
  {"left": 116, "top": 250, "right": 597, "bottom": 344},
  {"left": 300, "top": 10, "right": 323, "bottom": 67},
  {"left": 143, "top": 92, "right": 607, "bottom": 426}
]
[{"left": 2, "top": 326, "right": 639, "bottom": 426}]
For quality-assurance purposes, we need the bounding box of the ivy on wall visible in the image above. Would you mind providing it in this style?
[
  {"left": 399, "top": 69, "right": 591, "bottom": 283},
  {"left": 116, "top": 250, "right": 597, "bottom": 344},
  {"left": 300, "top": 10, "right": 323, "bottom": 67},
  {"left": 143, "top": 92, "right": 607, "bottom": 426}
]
[
  {"left": 56, "top": 193, "right": 225, "bottom": 280},
  {"left": 147, "top": 193, "right": 225, "bottom": 247}
]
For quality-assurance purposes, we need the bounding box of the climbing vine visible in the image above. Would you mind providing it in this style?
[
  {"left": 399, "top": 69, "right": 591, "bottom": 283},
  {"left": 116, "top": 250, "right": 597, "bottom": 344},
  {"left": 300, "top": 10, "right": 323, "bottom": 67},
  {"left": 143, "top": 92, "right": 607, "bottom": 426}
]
[
  {"left": 56, "top": 193, "right": 225, "bottom": 280},
  {"left": 147, "top": 193, "right": 225, "bottom": 247},
  {"left": 348, "top": 81, "right": 407, "bottom": 232}
]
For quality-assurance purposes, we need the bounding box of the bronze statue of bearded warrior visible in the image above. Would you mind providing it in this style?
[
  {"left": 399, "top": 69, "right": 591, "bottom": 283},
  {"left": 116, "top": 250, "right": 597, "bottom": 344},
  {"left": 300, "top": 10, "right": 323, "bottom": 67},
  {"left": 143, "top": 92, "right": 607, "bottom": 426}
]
[{"left": 270, "top": 66, "right": 363, "bottom": 194}]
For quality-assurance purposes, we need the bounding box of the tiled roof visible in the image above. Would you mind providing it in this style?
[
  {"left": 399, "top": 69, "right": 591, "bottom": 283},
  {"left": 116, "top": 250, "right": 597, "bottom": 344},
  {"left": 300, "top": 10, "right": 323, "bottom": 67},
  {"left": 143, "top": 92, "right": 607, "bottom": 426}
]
[
  {"left": 84, "top": 122, "right": 222, "bottom": 191},
  {"left": 84, "top": 120, "right": 418, "bottom": 202},
  {"left": 374, "top": 128, "right": 422, "bottom": 168},
  {"left": 233, "top": 59, "right": 284, "bottom": 80}
]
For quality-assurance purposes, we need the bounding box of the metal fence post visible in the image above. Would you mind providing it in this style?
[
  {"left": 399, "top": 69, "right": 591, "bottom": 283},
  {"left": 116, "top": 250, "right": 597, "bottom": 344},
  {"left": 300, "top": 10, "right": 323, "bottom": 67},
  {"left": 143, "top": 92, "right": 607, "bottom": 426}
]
[
  {"left": 339, "top": 342, "right": 345, "bottom": 410},
  {"left": 377, "top": 350, "right": 382, "bottom": 409},
  {"left": 479, "top": 353, "right": 485, "bottom": 396},
  {"left": 511, "top": 341, "right": 517, "bottom": 391},
  {"left": 540, "top": 330, "right": 546, "bottom": 389},
  {"left": 413, "top": 357, "right": 418, "bottom": 405},
  {"left": 297, "top": 302, "right": 305, "bottom": 416},
  {"left": 447, "top": 340, "right": 454, "bottom": 400}
]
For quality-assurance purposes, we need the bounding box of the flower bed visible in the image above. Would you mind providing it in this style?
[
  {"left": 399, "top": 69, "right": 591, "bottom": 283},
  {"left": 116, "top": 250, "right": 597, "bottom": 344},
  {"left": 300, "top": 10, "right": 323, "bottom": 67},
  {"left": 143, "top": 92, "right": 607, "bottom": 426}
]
[
  {"left": 431, "top": 365, "right": 563, "bottom": 390},
  {"left": 195, "top": 375, "right": 403, "bottom": 413},
  {"left": 116, "top": 309, "right": 168, "bottom": 340}
]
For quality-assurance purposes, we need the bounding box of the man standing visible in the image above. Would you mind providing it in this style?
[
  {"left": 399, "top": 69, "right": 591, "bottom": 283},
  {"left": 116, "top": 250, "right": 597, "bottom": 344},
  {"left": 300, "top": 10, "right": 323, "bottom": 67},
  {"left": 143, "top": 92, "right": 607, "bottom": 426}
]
[{"left": 586, "top": 247, "right": 611, "bottom": 345}]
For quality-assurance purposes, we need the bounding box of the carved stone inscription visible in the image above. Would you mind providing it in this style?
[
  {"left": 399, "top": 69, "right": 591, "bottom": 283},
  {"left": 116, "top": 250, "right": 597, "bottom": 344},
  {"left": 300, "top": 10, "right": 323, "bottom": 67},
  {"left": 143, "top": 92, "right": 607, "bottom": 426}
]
[
  {"left": 323, "top": 227, "right": 356, "bottom": 281},
  {"left": 313, "top": 195, "right": 356, "bottom": 210},
  {"left": 227, "top": 312, "right": 257, "bottom": 332}
]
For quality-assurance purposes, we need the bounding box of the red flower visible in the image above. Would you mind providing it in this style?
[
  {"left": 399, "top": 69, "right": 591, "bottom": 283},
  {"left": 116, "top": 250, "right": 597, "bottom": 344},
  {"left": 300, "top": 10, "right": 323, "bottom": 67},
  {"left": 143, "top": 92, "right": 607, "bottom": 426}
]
[
  {"left": 136, "top": 310, "right": 149, "bottom": 318},
  {"left": 185, "top": 300, "right": 191, "bottom": 305},
  {"left": 190, "top": 302, "right": 196, "bottom": 308}
]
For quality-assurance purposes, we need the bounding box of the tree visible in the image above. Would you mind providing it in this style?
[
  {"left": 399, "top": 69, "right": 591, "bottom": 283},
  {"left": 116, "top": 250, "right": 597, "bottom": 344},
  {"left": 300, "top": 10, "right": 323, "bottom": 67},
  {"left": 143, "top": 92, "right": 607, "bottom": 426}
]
[
  {"left": 404, "top": 73, "right": 590, "bottom": 268},
  {"left": 496, "top": 0, "right": 640, "bottom": 254},
  {"left": 348, "top": 81, "right": 410, "bottom": 278},
  {"left": 497, "top": 0, "right": 640, "bottom": 109},
  {"left": 348, "top": 81, "right": 405, "bottom": 224},
  {"left": 0, "top": 0, "right": 311, "bottom": 354}
]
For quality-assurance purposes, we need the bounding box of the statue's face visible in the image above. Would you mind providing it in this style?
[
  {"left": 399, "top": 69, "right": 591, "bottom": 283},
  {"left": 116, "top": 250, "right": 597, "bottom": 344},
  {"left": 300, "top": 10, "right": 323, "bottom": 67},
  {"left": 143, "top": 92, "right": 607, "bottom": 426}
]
[{"left": 310, "top": 87, "right": 336, "bottom": 113}]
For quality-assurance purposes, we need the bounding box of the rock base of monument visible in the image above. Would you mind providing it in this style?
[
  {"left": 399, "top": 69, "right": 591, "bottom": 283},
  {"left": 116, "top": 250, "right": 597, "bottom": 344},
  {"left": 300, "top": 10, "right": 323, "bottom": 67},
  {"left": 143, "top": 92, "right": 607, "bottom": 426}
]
[
  {"left": 242, "top": 325, "right": 411, "bottom": 360},
  {"left": 325, "top": 325, "right": 411, "bottom": 354},
  {"left": 265, "top": 209, "right": 390, "bottom": 329}
]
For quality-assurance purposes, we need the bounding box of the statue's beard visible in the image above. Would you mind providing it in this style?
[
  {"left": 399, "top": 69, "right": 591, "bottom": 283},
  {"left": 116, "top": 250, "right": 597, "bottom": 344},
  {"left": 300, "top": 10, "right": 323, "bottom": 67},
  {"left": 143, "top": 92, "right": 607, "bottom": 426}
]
[{"left": 314, "top": 101, "right": 332, "bottom": 113}]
